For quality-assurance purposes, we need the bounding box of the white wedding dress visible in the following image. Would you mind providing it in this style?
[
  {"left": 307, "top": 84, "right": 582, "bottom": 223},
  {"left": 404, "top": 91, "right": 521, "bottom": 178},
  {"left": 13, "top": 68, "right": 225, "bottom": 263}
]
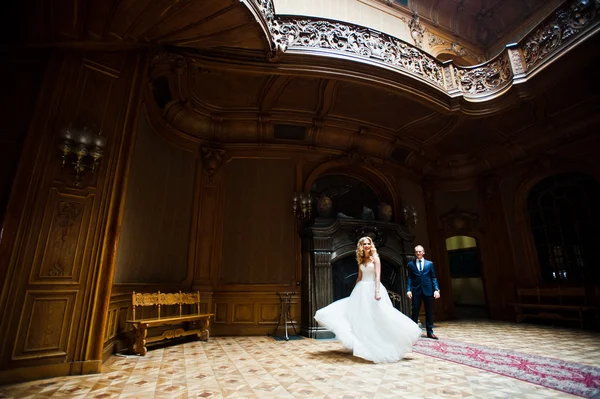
[{"left": 314, "top": 261, "right": 422, "bottom": 363}]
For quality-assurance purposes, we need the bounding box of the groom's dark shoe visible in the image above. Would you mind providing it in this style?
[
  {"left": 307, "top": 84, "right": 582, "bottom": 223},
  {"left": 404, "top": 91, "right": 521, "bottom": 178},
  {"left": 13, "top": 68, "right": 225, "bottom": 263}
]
[{"left": 427, "top": 333, "right": 438, "bottom": 340}]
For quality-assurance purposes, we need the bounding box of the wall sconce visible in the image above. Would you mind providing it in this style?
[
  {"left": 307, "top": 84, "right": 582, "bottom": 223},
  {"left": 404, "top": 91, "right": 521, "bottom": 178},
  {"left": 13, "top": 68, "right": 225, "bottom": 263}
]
[
  {"left": 403, "top": 205, "right": 418, "bottom": 228},
  {"left": 292, "top": 192, "right": 312, "bottom": 220},
  {"left": 58, "top": 125, "right": 107, "bottom": 187}
]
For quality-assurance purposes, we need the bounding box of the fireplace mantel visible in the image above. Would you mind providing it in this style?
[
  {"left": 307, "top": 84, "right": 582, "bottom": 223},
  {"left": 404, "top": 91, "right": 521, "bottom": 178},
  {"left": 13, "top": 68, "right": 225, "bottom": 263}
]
[{"left": 300, "top": 218, "right": 415, "bottom": 338}]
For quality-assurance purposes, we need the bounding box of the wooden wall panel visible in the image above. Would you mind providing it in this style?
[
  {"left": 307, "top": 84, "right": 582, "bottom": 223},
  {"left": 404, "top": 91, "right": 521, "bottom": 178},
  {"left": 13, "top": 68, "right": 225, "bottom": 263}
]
[
  {"left": 30, "top": 191, "right": 93, "bottom": 283},
  {"left": 13, "top": 291, "right": 77, "bottom": 360},
  {"left": 194, "top": 173, "right": 218, "bottom": 285},
  {"left": 102, "top": 293, "right": 131, "bottom": 361},
  {"left": 113, "top": 114, "right": 196, "bottom": 284},
  {"left": 214, "top": 303, "right": 229, "bottom": 324},
  {"left": 0, "top": 48, "right": 147, "bottom": 384},
  {"left": 211, "top": 292, "right": 300, "bottom": 336},
  {"left": 221, "top": 158, "right": 296, "bottom": 285},
  {"left": 258, "top": 303, "right": 283, "bottom": 324}
]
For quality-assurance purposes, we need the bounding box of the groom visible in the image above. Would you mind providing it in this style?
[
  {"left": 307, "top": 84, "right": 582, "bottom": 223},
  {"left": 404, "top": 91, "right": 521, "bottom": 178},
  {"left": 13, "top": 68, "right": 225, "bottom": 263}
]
[{"left": 406, "top": 245, "right": 440, "bottom": 339}]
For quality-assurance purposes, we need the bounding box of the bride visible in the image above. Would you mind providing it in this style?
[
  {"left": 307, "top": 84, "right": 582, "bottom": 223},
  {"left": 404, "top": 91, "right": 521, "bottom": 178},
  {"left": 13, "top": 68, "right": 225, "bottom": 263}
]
[{"left": 314, "top": 236, "right": 422, "bottom": 363}]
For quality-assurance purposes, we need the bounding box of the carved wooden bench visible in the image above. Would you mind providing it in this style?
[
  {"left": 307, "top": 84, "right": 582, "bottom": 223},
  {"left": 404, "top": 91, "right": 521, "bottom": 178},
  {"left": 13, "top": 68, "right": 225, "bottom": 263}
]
[
  {"left": 512, "top": 286, "right": 599, "bottom": 328},
  {"left": 126, "top": 291, "right": 213, "bottom": 355}
]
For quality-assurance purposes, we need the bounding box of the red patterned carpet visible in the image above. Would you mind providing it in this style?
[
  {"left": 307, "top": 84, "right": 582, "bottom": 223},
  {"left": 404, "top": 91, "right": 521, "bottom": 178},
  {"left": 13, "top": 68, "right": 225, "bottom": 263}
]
[{"left": 413, "top": 337, "right": 600, "bottom": 398}]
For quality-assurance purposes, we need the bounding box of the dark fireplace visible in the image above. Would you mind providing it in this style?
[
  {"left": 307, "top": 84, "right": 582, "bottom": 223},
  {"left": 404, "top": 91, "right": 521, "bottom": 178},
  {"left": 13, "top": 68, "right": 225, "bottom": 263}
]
[{"left": 301, "top": 218, "right": 414, "bottom": 339}]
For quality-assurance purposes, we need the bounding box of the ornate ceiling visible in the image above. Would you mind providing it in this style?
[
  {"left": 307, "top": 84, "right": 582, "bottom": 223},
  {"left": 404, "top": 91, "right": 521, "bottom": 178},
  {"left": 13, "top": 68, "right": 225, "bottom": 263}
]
[
  {"left": 11, "top": 0, "right": 267, "bottom": 51},
  {"left": 147, "top": 28, "right": 600, "bottom": 179},
  {"left": 10, "top": 0, "right": 600, "bottom": 181},
  {"left": 387, "top": 0, "right": 564, "bottom": 52}
]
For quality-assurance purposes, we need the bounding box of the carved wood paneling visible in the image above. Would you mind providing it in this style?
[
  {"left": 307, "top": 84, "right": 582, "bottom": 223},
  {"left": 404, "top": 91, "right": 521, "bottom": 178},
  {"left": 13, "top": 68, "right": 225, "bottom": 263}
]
[
  {"left": 214, "top": 303, "right": 229, "bottom": 324},
  {"left": 232, "top": 303, "right": 254, "bottom": 324},
  {"left": 258, "top": 303, "right": 280, "bottom": 324},
  {"left": 0, "top": 48, "right": 148, "bottom": 382},
  {"left": 13, "top": 291, "right": 77, "bottom": 360},
  {"left": 102, "top": 296, "right": 127, "bottom": 361},
  {"left": 104, "top": 308, "right": 117, "bottom": 344},
  {"left": 211, "top": 292, "right": 300, "bottom": 335},
  {"left": 30, "top": 191, "right": 93, "bottom": 283}
]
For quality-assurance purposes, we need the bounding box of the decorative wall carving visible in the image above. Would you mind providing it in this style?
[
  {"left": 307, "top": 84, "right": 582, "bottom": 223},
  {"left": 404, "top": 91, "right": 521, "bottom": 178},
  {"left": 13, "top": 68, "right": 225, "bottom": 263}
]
[
  {"left": 37, "top": 196, "right": 87, "bottom": 280},
  {"left": 57, "top": 202, "right": 82, "bottom": 235},
  {"left": 150, "top": 52, "right": 190, "bottom": 79},
  {"left": 439, "top": 207, "right": 481, "bottom": 235},
  {"left": 523, "top": 0, "right": 600, "bottom": 69},
  {"left": 200, "top": 147, "right": 225, "bottom": 182},
  {"left": 408, "top": 13, "right": 425, "bottom": 48},
  {"left": 328, "top": 149, "right": 377, "bottom": 168},
  {"left": 48, "top": 264, "right": 65, "bottom": 277}
]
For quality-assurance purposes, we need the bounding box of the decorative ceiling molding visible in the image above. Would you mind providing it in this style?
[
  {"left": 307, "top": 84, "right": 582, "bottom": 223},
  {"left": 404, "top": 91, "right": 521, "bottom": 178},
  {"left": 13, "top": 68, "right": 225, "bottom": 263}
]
[
  {"left": 243, "top": 0, "right": 600, "bottom": 102},
  {"left": 143, "top": 0, "right": 600, "bottom": 183}
]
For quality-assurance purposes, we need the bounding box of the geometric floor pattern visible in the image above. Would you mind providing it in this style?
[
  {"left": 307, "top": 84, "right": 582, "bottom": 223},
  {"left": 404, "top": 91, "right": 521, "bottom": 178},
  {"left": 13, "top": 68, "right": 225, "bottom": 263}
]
[{"left": 0, "top": 321, "right": 598, "bottom": 398}]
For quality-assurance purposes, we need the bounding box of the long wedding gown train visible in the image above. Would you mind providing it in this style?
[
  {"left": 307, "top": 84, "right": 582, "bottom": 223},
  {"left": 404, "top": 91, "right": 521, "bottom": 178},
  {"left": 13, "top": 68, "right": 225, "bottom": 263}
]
[{"left": 314, "top": 262, "right": 422, "bottom": 363}]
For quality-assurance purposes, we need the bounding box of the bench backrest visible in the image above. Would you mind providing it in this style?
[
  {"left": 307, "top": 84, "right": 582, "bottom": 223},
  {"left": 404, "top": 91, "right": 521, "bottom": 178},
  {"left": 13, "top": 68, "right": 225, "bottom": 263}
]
[{"left": 131, "top": 291, "right": 201, "bottom": 321}]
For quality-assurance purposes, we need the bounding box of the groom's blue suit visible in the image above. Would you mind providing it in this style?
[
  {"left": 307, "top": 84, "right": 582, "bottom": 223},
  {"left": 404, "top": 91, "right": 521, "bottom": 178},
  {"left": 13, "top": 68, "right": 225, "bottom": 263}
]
[{"left": 407, "top": 258, "right": 439, "bottom": 335}]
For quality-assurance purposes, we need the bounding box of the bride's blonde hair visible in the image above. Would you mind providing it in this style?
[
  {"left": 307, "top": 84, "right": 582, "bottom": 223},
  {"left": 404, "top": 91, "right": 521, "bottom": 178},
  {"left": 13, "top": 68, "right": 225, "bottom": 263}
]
[{"left": 356, "top": 236, "right": 378, "bottom": 265}]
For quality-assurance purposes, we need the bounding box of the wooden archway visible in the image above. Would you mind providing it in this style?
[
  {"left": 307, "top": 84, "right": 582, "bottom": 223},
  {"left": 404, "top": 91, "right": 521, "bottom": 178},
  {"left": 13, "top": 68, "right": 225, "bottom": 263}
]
[
  {"left": 303, "top": 159, "right": 399, "bottom": 223},
  {"left": 514, "top": 159, "right": 600, "bottom": 286}
]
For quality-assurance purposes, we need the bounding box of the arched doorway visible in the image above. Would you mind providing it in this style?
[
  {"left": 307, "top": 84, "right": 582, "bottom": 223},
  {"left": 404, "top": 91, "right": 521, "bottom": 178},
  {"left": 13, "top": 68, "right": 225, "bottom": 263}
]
[
  {"left": 526, "top": 172, "right": 600, "bottom": 283},
  {"left": 446, "top": 235, "right": 488, "bottom": 319}
]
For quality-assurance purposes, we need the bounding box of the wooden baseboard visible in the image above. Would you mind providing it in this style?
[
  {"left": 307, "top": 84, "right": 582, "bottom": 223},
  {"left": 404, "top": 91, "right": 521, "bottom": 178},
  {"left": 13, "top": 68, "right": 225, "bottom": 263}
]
[
  {"left": 212, "top": 324, "right": 296, "bottom": 336},
  {"left": 0, "top": 360, "right": 102, "bottom": 385},
  {"left": 103, "top": 341, "right": 116, "bottom": 363}
]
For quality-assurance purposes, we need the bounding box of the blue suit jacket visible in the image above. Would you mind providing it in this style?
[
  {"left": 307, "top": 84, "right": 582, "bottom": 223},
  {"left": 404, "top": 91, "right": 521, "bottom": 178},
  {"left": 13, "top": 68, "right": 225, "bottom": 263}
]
[{"left": 407, "top": 259, "right": 439, "bottom": 297}]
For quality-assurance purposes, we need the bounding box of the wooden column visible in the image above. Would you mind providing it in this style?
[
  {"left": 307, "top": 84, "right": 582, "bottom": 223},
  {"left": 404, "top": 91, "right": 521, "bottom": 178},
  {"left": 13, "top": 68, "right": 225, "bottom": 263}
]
[
  {"left": 193, "top": 147, "right": 225, "bottom": 292},
  {"left": 0, "top": 49, "right": 147, "bottom": 384},
  {"left": 300, "top": 228, "right": 333, "bottom": 339},
  {"left": 422, "top": 184, "right": 454, "bottom": 320},
  {"left": 477, "top": 175, "right": 517, "bottom": 320}
]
